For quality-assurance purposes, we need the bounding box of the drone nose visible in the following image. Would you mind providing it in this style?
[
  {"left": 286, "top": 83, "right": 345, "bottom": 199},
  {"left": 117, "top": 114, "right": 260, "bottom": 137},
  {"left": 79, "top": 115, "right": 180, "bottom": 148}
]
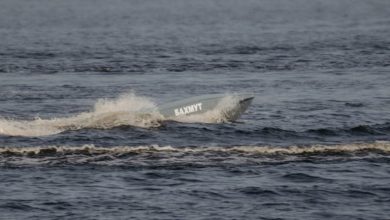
[{"left": 237, "top": 94, "right": 254, "bottom": 103}]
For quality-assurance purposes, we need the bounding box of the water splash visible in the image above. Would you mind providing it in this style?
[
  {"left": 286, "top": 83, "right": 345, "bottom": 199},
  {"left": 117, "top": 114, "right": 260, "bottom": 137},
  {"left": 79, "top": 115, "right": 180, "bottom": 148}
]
[{"left": 0, "top": 93, "right": 162, "bottom": 137}]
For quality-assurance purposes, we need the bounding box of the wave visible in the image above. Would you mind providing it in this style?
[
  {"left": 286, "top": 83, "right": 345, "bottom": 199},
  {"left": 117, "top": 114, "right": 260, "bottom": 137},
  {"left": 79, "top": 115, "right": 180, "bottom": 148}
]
[
  {"left": 1, "top": 141, "right": 389, "bottom": 166},
  {"left": 229, "top": 123, "right": 390, "bottom": 140},
  {"left": 307, "top": 123, "right": 390, "bottom": 136}
]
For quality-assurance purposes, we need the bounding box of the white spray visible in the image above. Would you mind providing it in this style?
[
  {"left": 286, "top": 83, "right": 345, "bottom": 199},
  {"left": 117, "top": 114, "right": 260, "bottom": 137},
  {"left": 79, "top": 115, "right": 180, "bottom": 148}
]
[{"left": 0, "top": 93, "right": 162, "bottom": 137}]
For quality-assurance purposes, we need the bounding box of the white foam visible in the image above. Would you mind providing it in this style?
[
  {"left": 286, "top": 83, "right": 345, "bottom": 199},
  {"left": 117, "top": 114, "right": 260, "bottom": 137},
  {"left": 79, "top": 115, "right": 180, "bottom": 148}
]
[
  {"left": 1, "top": 141, "right": 389, "bottom": 156},
  {"left": 1, "top": 142, "right": 389, "bottom": 166},
  {"left": 0, "top": 93, "right": 162, "bottom": 137}
]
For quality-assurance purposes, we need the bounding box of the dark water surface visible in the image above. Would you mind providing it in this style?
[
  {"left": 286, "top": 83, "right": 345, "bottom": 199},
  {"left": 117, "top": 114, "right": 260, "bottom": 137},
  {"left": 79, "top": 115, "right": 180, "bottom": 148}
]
[{"left": 1, "top": 0, "right": 390, "bottom": 219}]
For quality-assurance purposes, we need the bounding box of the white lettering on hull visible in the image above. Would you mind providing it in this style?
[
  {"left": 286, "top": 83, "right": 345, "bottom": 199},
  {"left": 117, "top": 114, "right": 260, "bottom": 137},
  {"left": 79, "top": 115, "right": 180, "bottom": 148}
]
[{"left": 174, "top": 103, "right": 203, "bottom": 116}]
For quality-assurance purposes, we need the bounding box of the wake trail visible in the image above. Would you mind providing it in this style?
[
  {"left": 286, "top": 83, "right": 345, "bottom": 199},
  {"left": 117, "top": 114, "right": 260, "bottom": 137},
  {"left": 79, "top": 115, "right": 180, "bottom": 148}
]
[
  {"left": 0, "top": 93, "right": 162, "bottom": 137},
  {"left": 0, "top": 141, "right": 389, "bottom": 166}
]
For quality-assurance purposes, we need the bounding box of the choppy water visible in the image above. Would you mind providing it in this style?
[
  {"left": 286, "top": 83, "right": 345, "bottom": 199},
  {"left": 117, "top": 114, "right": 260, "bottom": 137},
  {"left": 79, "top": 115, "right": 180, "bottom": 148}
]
[{"left": 1, "top": 0, "right": 390, "bottom": 219}]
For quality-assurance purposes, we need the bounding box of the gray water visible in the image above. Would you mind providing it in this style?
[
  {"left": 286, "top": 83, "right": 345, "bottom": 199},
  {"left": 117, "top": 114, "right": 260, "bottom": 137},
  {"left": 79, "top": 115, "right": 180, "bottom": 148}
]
[{"left": 1, "top": 0, "right": 390, "bottom": 219}]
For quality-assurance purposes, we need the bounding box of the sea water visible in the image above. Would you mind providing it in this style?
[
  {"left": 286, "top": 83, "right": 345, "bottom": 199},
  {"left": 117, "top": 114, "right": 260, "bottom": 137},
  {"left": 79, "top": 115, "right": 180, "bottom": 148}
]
[{"left": 0, "top": 0, "right": 389, "bottom": 219}]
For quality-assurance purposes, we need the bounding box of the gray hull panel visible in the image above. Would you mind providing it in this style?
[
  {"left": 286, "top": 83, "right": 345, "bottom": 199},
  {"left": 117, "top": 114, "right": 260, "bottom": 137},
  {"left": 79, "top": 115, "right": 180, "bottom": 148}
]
[{"left": 157, "top": 94, "right": 254, "bottom": 121}]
